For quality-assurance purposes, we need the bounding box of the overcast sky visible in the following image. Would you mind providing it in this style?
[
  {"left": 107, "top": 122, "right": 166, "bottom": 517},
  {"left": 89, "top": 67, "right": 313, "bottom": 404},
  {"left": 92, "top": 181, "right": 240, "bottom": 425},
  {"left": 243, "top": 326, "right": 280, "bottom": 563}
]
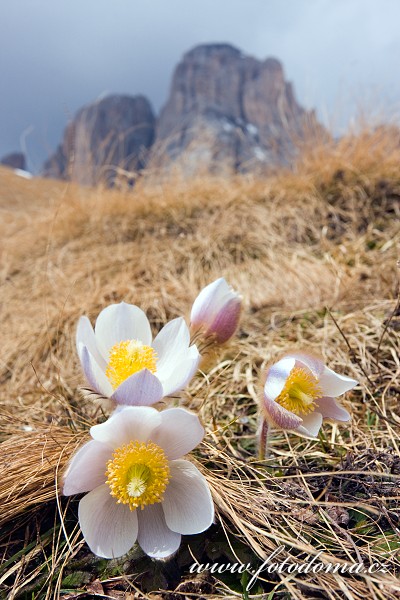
[{"left": 1, "top": 0, "right": 400, "bottom": 172}]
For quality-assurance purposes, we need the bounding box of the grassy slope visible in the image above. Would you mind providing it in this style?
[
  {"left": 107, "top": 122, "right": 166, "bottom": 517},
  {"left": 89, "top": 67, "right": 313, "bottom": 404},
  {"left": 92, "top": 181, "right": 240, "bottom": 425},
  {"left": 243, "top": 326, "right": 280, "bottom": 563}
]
[{"left": 0, "top": 127, "right": 399, "bottom": 599}]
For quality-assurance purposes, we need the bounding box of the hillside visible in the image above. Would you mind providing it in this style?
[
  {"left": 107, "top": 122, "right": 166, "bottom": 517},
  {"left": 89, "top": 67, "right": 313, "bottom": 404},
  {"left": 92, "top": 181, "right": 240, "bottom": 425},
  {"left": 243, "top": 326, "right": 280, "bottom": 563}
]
[{"left": 0, "top": 126, "right": 400, "bottom": 599}]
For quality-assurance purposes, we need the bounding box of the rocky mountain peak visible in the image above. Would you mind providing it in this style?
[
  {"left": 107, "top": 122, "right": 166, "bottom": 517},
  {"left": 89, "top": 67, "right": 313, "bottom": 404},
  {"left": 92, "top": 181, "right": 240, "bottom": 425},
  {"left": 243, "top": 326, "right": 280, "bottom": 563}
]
[
  {"left": 42, "top": 94, "right": 155, "bottom": 185},
  {"left": 184, "top": 43, "right": 242, "bottom": 59},
  {"left": 151, "top": 43, "right": 320, "bottom": 173},
  {"left": 1, "top": 152, "right": 26, "bottom": 171}
]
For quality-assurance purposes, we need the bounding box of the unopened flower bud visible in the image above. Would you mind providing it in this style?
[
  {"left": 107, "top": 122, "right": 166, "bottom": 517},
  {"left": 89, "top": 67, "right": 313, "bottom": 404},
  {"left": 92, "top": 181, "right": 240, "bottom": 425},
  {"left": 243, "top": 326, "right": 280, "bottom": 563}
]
[{"left": 190, "top": 278, "right": 241, "bottom": 344}]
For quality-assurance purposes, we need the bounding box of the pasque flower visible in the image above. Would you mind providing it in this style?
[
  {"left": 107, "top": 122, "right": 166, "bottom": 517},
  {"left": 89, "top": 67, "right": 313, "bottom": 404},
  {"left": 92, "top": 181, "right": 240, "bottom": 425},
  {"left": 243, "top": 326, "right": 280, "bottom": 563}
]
[
  {"left": 76, "top": 302, "right": 200, "bottom": 406},
  {"left": 261, "top": 352, "right": 357, "bottom": 438},
  {"left": 63, "top": 406, "right": 214, "bottom": 559},
  {"left": 190, "top": 278, "right": 241, "bottom": 344}
]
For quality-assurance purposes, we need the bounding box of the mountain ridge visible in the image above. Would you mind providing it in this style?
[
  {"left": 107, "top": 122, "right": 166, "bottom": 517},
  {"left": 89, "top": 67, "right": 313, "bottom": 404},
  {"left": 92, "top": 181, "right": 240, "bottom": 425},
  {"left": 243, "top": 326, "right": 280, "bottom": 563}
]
[{"left": 40, "top": 43, "right": 322, "bottom": 184}]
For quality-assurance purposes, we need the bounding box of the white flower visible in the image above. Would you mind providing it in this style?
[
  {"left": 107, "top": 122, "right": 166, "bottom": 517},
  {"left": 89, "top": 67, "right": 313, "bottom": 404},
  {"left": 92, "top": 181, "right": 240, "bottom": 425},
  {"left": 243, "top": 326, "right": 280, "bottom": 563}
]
[
  {"left": 63, "top": 406, "right": 214, "bottom": 559},
  {"left": 262, "top": 352, "right": 357, "bottom": 437},
  {"left": 190, "top": 278, "right": 241, "bottom": 344},
  {"left": 76, "top": 302, "right": 200, "bottom": 406}
]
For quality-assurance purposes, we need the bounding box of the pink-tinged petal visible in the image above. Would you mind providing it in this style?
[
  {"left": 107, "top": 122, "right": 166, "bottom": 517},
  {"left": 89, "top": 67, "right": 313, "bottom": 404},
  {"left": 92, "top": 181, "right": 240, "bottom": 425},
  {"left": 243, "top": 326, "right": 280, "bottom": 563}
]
[
  {"left": 289, "top": 352, "right": 325, "bottom": 379},
  {"left": 94, "top": 302, "right": 152, "bottom": 359},
  {"left": 80, "top": 345, "right": 114, "bottom": 397},
  {"left": 111, "top": 369, "right": 164, "bottom": 407},
  {"left": 152, "top": 317, "right": 190, "bottom": 376},
  {"left": 297, "top": 412, "right": 323, "bottom": 438},
  {"left": 190, "top": 278, "right": 229, "bottom": 325},
  {"left": 209, "top": 296, "right": 241, "bottom": 343},
  {"left": 76, "top": 316, "right": 107, "bottom": 370},
  {"left": 158, "top": 345, "right": 200, "bottom": 396},
  {"left": 264, "top": 356, "right": 296, "bottom": 401},
  {"left": 63, "top": 440, "right": 111, "bottom": 495},
  {"left": 262, "top": 390, "right": 303, "bottom": 430},
  {"left": 150, "top": 408, "right": 204, "bottom": 459},
  {"left": 319, "top": 366, "right": 358, "bottom": 397},
  {"left": 316, "top": 396, "right": 351, "bottom": 422},
  {"left": 162, "top": 459, "right": 214, "bottom": 535},
  {"left": 78, "top": 484, "right": 138, "bottom": 559},
  {"left": 137, "top": 503, "right": 181, "bottom": 559},
  {"left": 90, "top": 406, "right": 161, "bottom": 448}
]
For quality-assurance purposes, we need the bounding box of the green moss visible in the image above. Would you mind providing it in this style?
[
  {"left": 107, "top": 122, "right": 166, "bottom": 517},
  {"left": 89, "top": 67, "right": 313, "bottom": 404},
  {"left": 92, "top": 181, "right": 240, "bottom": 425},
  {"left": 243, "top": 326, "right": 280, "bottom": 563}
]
[{"left": 61, "top": 570, "right": 91, "bottom": 587}]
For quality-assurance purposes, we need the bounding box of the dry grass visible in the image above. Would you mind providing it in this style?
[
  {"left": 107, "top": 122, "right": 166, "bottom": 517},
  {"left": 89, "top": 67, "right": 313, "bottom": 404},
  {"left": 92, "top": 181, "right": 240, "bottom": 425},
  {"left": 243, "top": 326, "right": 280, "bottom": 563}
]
[{"left": 0, "top": 124, "right": 400, "bottom": 599}]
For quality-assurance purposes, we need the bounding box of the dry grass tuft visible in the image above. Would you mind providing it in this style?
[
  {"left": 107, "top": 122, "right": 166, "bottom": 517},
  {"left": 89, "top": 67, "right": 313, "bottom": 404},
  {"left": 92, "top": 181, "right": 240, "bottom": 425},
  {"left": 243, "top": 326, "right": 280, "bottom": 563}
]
[
  {"left": 0, "top": 417, "right": 81, "bottom": 528},
  {"left": 1, "top": 124, "right": 400, "bottom": 598}
]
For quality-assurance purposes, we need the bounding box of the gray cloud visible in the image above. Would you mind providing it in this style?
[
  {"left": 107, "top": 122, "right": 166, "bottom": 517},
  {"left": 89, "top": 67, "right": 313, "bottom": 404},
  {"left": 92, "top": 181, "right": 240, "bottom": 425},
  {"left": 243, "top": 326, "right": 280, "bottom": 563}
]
[{"left": 1, "top": 0, "right": 400, "bottom": 172}]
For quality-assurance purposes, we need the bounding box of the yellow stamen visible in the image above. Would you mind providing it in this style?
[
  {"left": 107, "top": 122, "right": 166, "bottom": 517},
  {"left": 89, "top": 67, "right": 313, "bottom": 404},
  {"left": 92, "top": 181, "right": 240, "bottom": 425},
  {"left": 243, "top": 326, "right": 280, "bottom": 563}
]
[
  {"left": 106, "top": 339, "right": 157, "bottom": 389},
  {"left": 276, "top": 366, "right": 322, "bottom": 416},
  {"left": 106, "top": 441, "right": 170, "bottom": 510}
]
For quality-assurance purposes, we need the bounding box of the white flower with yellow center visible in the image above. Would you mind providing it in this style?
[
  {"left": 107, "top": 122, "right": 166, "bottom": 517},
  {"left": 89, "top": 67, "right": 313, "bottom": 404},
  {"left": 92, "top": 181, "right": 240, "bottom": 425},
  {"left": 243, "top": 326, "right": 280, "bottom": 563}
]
[
  {"left": 262, "top": 352, "right": 357, "bottom": 437},
  {"left": 63, "top": 406, "right": 214, "bottom": 559},
  {"left": 76, "top": 302, "right": 200, "bottom": 406}
]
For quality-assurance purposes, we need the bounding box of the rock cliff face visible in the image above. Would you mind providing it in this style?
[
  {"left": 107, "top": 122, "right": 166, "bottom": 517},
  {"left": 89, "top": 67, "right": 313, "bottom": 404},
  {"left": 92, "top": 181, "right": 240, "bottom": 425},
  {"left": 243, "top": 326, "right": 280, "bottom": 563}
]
[
  {"left": 151, "top": 44, "right": 319, "bottom": 172},
  {"left": 42, "top": 95, "right": 155, "bottom": 185}
]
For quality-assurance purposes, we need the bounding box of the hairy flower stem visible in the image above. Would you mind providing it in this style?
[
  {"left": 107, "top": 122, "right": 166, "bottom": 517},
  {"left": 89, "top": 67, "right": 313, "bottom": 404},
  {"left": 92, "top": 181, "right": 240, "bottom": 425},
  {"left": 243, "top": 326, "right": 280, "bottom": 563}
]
[{"left": 259, "top": 417, "right": 270, "bottom": 460}]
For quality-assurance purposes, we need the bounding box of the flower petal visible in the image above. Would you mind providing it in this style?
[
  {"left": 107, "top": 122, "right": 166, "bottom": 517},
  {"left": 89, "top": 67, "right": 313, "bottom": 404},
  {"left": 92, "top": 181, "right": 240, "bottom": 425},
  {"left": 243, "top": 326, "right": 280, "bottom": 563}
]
[
  {"left": 150, "top": 408, "right": 204, "bottom": 459},
  {"left": 264, "top": 357, "right": 296, "bottom": 401},
  {"left": 210, "top": 296, "right": 241, "bottom": 343},
  {"left": 297, "top": 412, "right": 323, "bottom": 438},
  {"left": 316, "top": 396, "right": 351, "bottom": 421},
  {"left": 289, "top": 352, "right": 325, "bottom": 379},
  {"left": 152, "top": 317, "right": 190, "bottom": 377},
  {"left": 63, "top": 440, "right": 111, "bottom": 495},
  {"left": 94, "top": 302, "right": 152, "bottom": 359},
  {"left": 319, "top": 366, "right": 358, "bottom": 397},
  {"left": 262, "top": 390, "right": 303, "bottom": 430},
  {"left": 78, "top": 484, "right": 138, "bottom": 558},
  {"left": 158, "top": 345, "right": 200, "bottom": 397},
  {"left": 137, "top": 503, "right": 181, "bottom": 559},
  {"left": 162, "top": 459, "right": 214, "bottom": 535},
  {"left": 80, "top": 345, "right": 114, "bottom": 397},
  {"left": 76, "top": 316, "right": 106, "bottom": 370},
  {"left": 90, "top": 406, "right": 161, "bottom": 448},
  {"left": 190, "top": 278, "right": 229, "bottom": 325},
  {"left": 111, "top": 369, "right": 164, "bottom": 407}
]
